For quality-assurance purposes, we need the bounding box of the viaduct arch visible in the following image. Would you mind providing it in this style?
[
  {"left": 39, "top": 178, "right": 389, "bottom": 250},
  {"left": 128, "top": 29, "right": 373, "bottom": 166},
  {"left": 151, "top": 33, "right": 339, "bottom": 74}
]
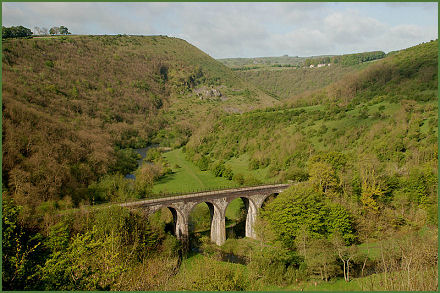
[{"left": 119, "top": 184, "right": 289, "bottom": 246}]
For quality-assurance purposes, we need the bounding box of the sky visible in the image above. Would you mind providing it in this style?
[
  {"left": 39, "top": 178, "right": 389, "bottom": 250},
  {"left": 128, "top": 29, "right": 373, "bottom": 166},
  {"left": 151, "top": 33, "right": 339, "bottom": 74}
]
[{"left": 2, "top": 2, "right": 438, "bottom": 59}]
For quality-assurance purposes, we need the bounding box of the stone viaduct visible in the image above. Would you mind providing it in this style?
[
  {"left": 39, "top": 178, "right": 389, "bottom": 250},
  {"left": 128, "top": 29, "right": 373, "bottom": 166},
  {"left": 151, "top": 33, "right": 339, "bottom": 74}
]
[{"left": 119, "top": 184, "right": 290, "bottom": 246}]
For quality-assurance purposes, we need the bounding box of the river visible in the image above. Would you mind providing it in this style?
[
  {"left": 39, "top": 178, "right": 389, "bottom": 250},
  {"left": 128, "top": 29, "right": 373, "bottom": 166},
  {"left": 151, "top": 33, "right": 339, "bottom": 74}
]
[{"left": 125, "top": 144, "right": 158, "bottom": 179}]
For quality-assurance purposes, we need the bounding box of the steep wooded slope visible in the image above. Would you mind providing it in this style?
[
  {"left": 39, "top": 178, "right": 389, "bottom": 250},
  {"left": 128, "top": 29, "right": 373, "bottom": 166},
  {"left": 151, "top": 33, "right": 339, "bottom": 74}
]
[{"left": 2, "top": 35, "right": 277, "bottom": 208}]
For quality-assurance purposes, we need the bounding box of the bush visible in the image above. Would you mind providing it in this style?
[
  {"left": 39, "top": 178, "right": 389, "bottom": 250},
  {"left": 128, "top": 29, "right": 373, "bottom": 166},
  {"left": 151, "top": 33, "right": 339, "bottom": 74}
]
[
  {"left": 211, "top": 162, "right": 226, "bottom": 177},
  {"left": 280, "top": 166, "right": 309, "bottom": 182},
  {"left": 3, "top": 25, "right": 33, "bottom": 38},
  {"left": 243, "top": 175, "right": 261, "bottom": 186},
  {"left": 248, "top": 244, "right": 300, "bottom": 288},
  {"left": 248, "top": 158, "right": 260, "bottom": 170},
  {"left": 145, "top": 148, "right": 161, "bottom": 162},
  {"left": 233, "top": 173, "right": 245, "bottom": 185},
  {"left": 88, "top": 174, "right": 134, "bottom": 203},
  {"left": 45, "top": 60, "right": 54, "bottom": 68},
  {"left": 197, "top": 155, "right": 210, "bottom": 171},
  {"left": 40, "top": 226, "right": 126, "bottom": 290},
  {"left": 2, "top": 197, "right": 46, "bottom": 290},
  {"left": 110, "top": 148, "right": 140, "bottom": 175},
  {"left": 223, "top": 167, "right": 233, "bottom": 180},
  {"left": 171, "top": 256, "right": 249, "bottom": 291}
]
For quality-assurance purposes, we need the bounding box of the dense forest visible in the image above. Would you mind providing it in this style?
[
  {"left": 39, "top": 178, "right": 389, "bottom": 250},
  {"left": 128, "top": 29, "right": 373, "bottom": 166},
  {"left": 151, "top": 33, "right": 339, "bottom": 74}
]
[{"left": 2, "top": 35, "right": 438, "bottom": 291}]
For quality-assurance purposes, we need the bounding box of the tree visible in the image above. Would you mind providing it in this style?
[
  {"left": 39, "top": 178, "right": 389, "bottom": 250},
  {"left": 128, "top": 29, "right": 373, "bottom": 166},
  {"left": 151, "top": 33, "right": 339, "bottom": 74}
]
[
  {"left": 308, "top": 161, "right": 339, "bottom": 194},
  {"left": 197, "top": 155, "right": 210, "bottom": 171},
  {"left": 260, "top": 184, "right": 328, "bottom": 247},
  {"left": 233, "top": 173, "right": 245, "bottom": 185},
  {"left": 59, "top": 26, "right": 71, "bottom": 35},
  {"left": 2, "top": 196, "right": 44, "bottom": 290},
  {"left": 3, "top": 26, "right": 33, "bottom": 38},
  {"left": 327, "top": 204, "right": 356, "bottom": 245},
  {"left": 40, "top": 226, "right": 125, "bottom": 290},
  {"left": 111, "top": 148, "right": 140, "bottom": 175},
  {"left": 299, "top": 237, "right": 339, "bottom": 281},
  {"left": 223, "top": 167, "right": 233, "bottom": 180},
  {"left": 49, "top": 27, "right": 60, "bottom": 35},
  {"left": 34, "top": 26, "right": 42, "bottom": 35},
  {"left": 211, "top": 162, "right": 226, "bottom": 177},
  {"left": 134, "top": 163, "right": 163, "bottom": 197},
  {"left": 330, "top": 232, "right": 358, "bottom": 282},
  {"left": 145, "top": 148, "right": 161, "bottom": 163},
  {"left": 3, "top": 26, "right": 12, "bottom": 38},
  {"left": 360, "top": 169, "right": 384, "bottom": 211},
  {"left": 261, "top": 183, "right": 355, "bottom": 248},
  {"left": 34, "top": 26, "right": 48, "bottom": 35}
]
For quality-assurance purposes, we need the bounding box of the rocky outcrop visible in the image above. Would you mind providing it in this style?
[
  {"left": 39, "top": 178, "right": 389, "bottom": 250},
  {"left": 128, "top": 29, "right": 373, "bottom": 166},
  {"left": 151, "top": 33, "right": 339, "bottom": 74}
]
[{"left": 194, "top": 86, "right": 226, "bottom": 101}]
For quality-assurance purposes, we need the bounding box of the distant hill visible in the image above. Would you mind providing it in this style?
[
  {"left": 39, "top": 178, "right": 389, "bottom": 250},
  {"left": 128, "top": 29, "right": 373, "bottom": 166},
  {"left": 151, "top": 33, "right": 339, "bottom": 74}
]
[
  {"left": 218, "top": 54, "right": 335, "bottom": 69},
  {"left": 218, "top": 55, "right": 309, "bottom": 68},
  {"left": 217, "top": 50, "right": 385, "bottom": 70},
  {"left": 218, "top": 51, "right": 387, "bottom": 100},
  {"left": 2, "top": 35, "right": 277, "bottom": 208},
  {"left": 236, "top": 64, "right": 366, "bottom": 100}
]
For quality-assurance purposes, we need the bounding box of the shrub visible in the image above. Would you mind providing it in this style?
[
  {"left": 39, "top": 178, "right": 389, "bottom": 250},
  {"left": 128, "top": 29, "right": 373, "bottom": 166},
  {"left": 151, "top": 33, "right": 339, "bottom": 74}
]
[
  {"left": 223, "top": 167, "right": 233, "bottom": 180},
  {"left": 243, "top": 175, "right": 261, "bottom": 186},
  {"left": 233, "top": 173, "right": 245, "bottom": 185},
  {"left": 197, "top": 155, "right": 210, "bottom": 171},
  {"left": 145, "top": 148, "right": 161, "bottom": 162},
  {"left": 111, "top": 148, "right": 140, "bottom": 175},
  {"left": 211, "top": 162, "right": 226, "bottom": 177},
  {"left": 172, "top": 256, "right": 249, "bottom": 291},
  {"left": 248, "top": 158, "right": 260, "bottom": 170},
  {"left": 45, "top": 60, "right": 54, "bottom": 68},
  {"left": 280, "top": 166, "right": 309, "bottom": 182}
]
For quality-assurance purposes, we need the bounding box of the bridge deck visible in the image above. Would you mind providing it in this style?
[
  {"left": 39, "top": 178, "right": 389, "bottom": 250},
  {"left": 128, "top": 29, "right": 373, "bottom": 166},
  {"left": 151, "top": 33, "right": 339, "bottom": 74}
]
[{"left": 120, "top": 183, "right": 290, "bottom": 207}]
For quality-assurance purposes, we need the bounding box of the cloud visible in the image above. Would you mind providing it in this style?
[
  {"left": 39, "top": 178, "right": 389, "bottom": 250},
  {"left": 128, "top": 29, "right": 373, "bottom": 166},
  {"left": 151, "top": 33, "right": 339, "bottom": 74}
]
[
  {"left": 2, "top": 2, "right": 437, "bottom": 58},
  {"left": 262, "top": 8, "right": 437, "bottom": 56}
]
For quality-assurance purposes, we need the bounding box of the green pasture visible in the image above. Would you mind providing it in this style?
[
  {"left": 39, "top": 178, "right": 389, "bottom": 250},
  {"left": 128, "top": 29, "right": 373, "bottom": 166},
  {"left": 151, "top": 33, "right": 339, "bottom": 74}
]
[{"left": 152, "top": 149, "right": 238, "bottom": 194}]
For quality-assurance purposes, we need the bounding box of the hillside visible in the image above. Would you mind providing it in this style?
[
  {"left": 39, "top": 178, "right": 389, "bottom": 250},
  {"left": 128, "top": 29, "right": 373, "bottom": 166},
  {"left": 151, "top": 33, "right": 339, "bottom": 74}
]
[
  {"left": 236, "top": 64, "right": 366, "bottom": 100},
  {"left": 183, "top": 40, "right": 437, "bottom": 226},
  {"left": 220, "top": 51, "right": 387, "bottom": 101},
  {"left": 185, "top": 40, "right": 437, "bottom": 180},
  {"left": 2, "top": 35, "right": 278, "bottom": 210}
]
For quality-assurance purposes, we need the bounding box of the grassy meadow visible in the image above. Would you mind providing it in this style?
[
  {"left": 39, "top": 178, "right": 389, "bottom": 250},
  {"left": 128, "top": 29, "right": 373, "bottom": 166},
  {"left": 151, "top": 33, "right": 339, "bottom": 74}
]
[{"left": 152, "top": 148, "right": 238, "bottom": 194}]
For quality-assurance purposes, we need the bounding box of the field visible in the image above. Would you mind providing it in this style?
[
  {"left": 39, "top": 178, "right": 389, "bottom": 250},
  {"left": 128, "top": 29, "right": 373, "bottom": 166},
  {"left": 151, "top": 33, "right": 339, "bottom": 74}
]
[{"left": 152, "top": 149, "right": 238, "bottom": 194}]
